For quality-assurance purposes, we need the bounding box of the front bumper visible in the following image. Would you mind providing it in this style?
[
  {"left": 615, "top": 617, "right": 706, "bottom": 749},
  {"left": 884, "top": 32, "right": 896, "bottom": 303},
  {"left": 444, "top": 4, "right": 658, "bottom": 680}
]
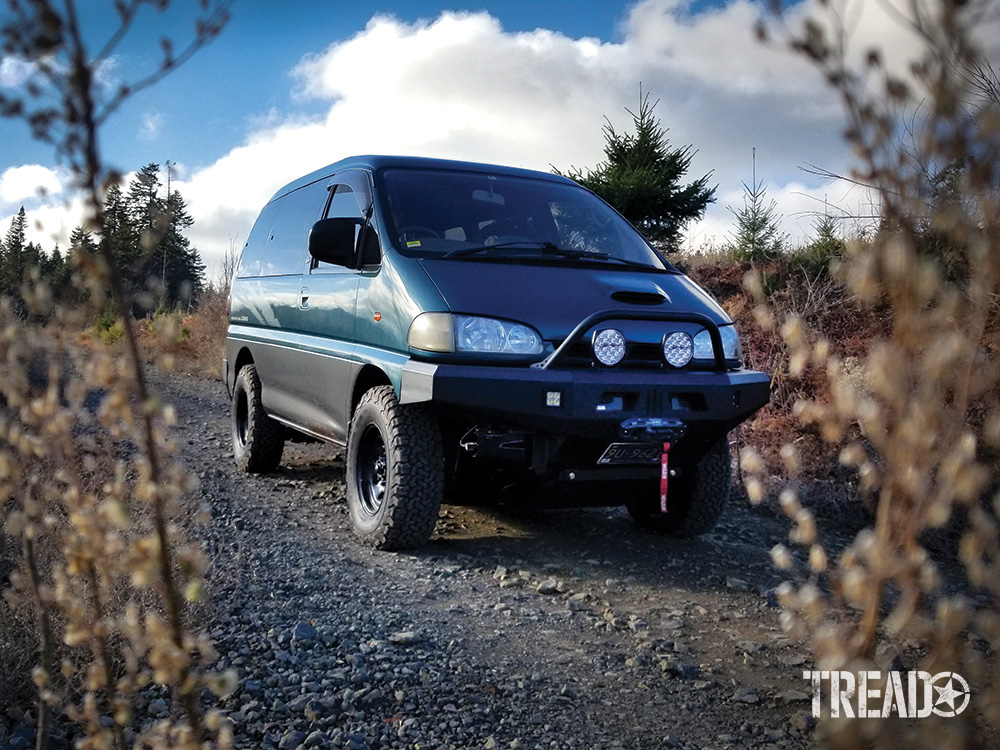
[{"left": 400, "top": 359, "right": 770, "bottom": 444}]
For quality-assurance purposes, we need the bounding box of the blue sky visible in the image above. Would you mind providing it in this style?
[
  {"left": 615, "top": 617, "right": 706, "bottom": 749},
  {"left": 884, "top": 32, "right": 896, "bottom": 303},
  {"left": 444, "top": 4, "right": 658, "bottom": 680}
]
[
  {"left": 6, "top": 1, "right": 660, "bottom": 177},
  {"left": 1, "top": 0, "right": 995, "bottom": 270},
  {"left": 6, "top": 1, "right": 741, "bottom": 172}
]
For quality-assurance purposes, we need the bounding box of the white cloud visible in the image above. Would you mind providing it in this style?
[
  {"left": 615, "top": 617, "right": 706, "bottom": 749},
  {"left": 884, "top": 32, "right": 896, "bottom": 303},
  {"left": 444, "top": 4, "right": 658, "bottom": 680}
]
[
  {"left": 0, "top": 56, "right": 35, "bottom": 88},
  {"left": 179, "top": 1, "right": 848, "bottom": 268},
  {"left": 0, "top": 165, "right": 65, "bottom": 205},
  {"left": 140, "top": 111, "right": 164, "bottom": 141},
  {"left": 0, "top": 196, "right": 87, "bottom": 253},
  {"left": 15, "top": 0, "right": 1000, "bottom": 271}
]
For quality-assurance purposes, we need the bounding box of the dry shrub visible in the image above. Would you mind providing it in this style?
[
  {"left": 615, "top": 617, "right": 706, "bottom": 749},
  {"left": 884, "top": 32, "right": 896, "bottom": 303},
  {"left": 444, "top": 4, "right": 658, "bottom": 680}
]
[
  {"left": 1, "top": 294, "right": 235, "bottom": 748},
  {"left": 140, "top": 288, "right": 230, "bottom": 379},
  {"left": 743, "top": 1, "right": 1000, "bottom": 747},
  {"left": 0, "top": 1, "right": 235, "bottom": 748},
  {"left": 689, "top": 256, "right": 888, "bottom": 483}
]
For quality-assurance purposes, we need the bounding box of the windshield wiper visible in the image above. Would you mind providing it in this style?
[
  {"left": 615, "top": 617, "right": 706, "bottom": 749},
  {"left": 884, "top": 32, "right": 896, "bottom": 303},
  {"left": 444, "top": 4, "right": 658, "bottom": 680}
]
[
  {"left": 442, "top": 241, "right": 654, "bottom": 268},
  {"left": 442, "top": 241, "right": 559, "bottom": 258}
]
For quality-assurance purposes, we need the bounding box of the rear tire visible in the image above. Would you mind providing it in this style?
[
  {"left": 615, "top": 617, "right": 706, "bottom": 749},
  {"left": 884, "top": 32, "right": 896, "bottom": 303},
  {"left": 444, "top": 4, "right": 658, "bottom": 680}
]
[
  {"left": 346, "top": 386, "right": 444, "bottom": 550},
  {"left": 625, "top": 437, "right": 731, "bottom": 538},
  {"left": 232, "top": 364, "right": 285, "bottom": 473}
]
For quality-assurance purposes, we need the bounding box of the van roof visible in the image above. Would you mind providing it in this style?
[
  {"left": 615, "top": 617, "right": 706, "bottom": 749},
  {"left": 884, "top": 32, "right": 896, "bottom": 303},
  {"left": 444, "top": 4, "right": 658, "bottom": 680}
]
[{"left": 269, "top": 155, "right": 580, "bottom": 203}]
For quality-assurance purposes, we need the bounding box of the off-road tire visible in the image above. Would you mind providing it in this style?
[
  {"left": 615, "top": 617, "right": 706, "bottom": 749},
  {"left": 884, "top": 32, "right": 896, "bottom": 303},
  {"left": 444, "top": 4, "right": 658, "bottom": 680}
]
[
  {"left": 346, "top": 386, "right": 444, "bottom": 550},
  {"left": 232, "top": 364, "right": 285, "bottom": 473},
  {"left": 625, "top": 436, "right": 731, "bottom": 538}
]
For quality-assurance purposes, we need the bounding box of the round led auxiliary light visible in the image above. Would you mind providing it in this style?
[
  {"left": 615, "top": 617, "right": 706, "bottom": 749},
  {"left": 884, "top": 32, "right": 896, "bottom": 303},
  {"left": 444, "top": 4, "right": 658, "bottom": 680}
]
[
  {"left": 662, "top": 331, "right": 694, "bottom": 368},
  {"left": 592, "top": 328, "right": 627, "bottom": 367}
]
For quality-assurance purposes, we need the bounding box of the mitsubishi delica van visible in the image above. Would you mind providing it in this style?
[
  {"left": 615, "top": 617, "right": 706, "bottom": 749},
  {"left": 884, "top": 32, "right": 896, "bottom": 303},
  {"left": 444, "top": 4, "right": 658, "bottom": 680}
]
[{"left": 225, "top": 155, "right": 770, "bottom": 550}]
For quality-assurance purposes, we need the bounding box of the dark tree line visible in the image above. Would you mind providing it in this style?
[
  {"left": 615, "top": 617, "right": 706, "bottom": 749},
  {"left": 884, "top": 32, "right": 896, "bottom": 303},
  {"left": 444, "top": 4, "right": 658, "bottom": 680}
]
[{"left": 0, "top": 163, "right": 205, "bottom": 318}]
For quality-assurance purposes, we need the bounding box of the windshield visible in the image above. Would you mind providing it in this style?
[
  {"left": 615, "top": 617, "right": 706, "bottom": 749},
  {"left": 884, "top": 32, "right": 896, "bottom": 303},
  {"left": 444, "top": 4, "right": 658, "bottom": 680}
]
[{"left": 379, "top": 168, "right": 668, "bottom": 269}]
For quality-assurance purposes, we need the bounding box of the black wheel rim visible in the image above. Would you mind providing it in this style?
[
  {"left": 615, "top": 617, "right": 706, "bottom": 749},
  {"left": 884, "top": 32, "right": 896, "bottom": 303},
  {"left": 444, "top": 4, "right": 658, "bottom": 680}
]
[
  {"left": 234, "top": 387, "right": 249, "bottom": 450},
  {"left": 357, "top": 424, "right": 387, "bottom": 516}
]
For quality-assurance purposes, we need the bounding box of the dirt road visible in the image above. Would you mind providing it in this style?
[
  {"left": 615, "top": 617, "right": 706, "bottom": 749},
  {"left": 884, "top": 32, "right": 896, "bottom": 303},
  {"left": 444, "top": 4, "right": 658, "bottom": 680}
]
[{"left": 162, "top": 370, "right": 824, "bottom": 750}]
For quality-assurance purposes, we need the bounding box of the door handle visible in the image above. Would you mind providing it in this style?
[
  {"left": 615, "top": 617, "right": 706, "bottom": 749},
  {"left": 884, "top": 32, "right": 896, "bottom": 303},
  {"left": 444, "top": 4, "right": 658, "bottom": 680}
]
[{"left": 299, "top": 287, "right": 310, "bottom": 310}]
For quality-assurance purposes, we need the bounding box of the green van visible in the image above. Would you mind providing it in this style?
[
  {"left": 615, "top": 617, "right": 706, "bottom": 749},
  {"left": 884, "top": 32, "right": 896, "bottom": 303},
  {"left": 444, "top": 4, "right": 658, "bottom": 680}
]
[{"left": 225, "top": 155, "right": 769, "bottom": 549}]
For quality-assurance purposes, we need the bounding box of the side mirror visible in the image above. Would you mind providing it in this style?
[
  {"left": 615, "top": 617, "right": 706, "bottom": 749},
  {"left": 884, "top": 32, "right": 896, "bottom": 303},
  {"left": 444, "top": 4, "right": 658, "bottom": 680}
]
[{"left": 309, "top": 217, "right": 363, "bottom": 265}]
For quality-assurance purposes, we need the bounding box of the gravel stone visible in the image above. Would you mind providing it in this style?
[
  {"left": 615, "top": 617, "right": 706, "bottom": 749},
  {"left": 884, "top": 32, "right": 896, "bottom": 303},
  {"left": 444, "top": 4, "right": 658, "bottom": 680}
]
[
  {"left": 734, "top": 688, "right": 762, "bottom": 704},
  {"left": 115, "top": 371, "right": 844, "bottom": 750}
]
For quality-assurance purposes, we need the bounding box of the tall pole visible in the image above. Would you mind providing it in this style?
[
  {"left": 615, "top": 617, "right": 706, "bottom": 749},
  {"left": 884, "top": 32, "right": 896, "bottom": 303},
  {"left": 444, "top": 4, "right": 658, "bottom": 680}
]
[{"left": 163, "top": 160, "right": 172, "bottom": 308}]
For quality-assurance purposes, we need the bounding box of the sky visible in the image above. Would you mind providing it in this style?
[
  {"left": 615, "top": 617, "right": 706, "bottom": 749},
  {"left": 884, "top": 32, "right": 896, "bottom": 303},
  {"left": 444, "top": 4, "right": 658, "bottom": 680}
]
[{"left": 1, "top": 0, "right": 998, "bottom": 274}]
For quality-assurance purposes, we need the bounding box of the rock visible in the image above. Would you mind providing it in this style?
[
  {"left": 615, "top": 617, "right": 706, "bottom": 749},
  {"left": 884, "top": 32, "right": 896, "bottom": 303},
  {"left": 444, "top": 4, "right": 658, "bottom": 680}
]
[
  {"left": 7, "top": 726, "right": 35, "bottom": 750},
  {"left": 536, "top": 578, "right": 561, "bottom": 595},
  {"left": 288, "top": 694, "right": 313, "bottom": 714},
  {"left": 763, "top": 729, "right": 787, "bottom": 742},
  {"left": 278, "top": 729, "right": 307, "bottom": 750},
  {"left": 775, "top": 689, "right": 811, "bottom": 704},
  {"left": 293, "top": 621, "right": 317, "bottom": 643},
  {"left": 779, "top": 653, "right": 806, "bottom": 667},
  {"left": 726, "top": 577, "right": 751, "bottom": 591},
  {"left": 659, "top": 658, "right": 700, "bottom": 679},
  {"left": 304, "top": 699, "right": 325, "bottom": 720},
  {"left": 733, "top": 687, "right": 762, "bottom": 704},
  {"left": 388, "top": 631, "right": 421, "bottom": 645},
  {"left": 789, "top": 711, "right": 818, "bottom": 733}
]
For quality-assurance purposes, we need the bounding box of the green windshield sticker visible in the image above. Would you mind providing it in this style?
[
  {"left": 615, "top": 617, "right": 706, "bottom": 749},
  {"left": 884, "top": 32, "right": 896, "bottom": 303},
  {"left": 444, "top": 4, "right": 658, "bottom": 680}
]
[{"left": 406, "top": 240, "right": 422, "bottom": 248}]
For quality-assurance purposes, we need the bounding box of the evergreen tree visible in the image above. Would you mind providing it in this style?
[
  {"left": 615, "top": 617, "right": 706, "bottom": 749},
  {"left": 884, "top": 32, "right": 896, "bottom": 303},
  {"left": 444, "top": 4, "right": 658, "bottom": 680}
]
[
  {"left": 728, "top": 151, "right": 786, "bottom": 262},
  {"left": 110, "top": 164, "right": 206, "bottom": 310},
  {"left": 1, "top": 166, "right": 207, "bottom": 317},
  {"left": 40, "top": 244, "right": 70, "bottom": 298},
  {"left": 102, "top": 182, "right": 136, "bottom": 276},
  {"left": 808, "top": 213, "right": 846, "bottom": 258},
  {"left": 562, "top": 90, "right": 716, "bottom": 254},
  {"left": 126, "top": 163, "right": 167, "bottom": 293},
  {"left": 158, "top": 189, "right": 205, "bottom": 308},
  {"left": 1, "top": 207, "right": 28, "bottom": 313},
  {"left": 69, "top": 225, "right": 98, "bottom": 254},
  {"left": 2, "top": 207, "right": 28, "bottom": 283}
]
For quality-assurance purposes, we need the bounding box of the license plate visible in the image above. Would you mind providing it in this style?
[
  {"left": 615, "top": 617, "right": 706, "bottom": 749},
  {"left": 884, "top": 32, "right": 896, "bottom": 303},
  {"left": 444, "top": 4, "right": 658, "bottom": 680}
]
[{"left": 597, "top": 443, "right": 661, "bottom": 465}]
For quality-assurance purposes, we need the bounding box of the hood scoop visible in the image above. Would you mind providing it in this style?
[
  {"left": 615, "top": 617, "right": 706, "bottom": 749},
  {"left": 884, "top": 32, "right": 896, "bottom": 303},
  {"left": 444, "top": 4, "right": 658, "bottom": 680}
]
[{"left": 611, "top": 290, "right": 666, "bottom": 306}]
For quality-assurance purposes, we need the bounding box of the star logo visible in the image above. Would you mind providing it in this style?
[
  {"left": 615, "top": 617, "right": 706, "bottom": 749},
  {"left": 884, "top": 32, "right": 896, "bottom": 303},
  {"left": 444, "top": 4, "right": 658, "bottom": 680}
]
[{"left": 930, "top": 672, "right": 971, "bottom": 717}]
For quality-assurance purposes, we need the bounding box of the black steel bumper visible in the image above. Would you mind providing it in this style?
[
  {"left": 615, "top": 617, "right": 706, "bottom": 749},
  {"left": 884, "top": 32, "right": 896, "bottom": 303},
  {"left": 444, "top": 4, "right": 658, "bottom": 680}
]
[{"left": 399, "top": 359, "right": 770, "bottom": 444}]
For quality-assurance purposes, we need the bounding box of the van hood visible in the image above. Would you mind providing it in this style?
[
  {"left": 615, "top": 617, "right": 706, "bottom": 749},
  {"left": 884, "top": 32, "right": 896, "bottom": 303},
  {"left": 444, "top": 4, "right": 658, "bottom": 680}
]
[{"left": 417, "top": 259, "right": 730, "bottom": 340}]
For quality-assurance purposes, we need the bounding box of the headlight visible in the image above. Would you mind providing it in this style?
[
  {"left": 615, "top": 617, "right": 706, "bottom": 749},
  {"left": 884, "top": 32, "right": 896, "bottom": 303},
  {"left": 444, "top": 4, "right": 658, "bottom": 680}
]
[
  {"left": 408, "top": 313, "right": 543, "bottom": 356},
  {"left": 693, "top": 325, "right": 742, "bottom": 361}
]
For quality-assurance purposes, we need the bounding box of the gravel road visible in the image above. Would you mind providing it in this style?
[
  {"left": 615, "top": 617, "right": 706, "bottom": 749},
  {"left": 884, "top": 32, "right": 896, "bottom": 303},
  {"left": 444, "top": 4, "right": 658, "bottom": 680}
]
[{"left": 159, "top": 371, "right": 826, "bottom": 750}]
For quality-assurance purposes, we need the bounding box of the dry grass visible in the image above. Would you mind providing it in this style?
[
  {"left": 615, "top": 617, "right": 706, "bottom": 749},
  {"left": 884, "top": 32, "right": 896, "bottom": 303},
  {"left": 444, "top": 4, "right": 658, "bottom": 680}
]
[{"left": 133, "top": 289, "right": 229, "bottom": 379}]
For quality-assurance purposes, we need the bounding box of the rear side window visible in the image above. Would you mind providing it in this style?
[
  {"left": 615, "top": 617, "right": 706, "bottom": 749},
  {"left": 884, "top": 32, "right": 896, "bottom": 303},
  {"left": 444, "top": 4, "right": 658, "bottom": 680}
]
[
  {"left": 260, "top": 179, "right": 330, "bottom": 276},
  {"left": 236, "top": 199, "right": 282, "bottom": 278}
]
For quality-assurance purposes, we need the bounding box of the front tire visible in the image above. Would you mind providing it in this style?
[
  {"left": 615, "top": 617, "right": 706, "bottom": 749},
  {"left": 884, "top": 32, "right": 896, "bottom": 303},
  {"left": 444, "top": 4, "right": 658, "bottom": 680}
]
[
  {"left": 232, "top": 364, "right": 285, "bottom": 473},
  {"left": 625, "top": 437, "right": 732, "bottom": 538},
  {"left": 346, "top": 386, "right": 444, "bottom": 550}
]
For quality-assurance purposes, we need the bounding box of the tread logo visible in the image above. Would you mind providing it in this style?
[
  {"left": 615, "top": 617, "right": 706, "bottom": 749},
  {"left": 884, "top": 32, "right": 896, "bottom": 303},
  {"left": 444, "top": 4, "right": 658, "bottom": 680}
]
[{"left": 803, "top": 670, "right": 970, "bottom": 718}]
